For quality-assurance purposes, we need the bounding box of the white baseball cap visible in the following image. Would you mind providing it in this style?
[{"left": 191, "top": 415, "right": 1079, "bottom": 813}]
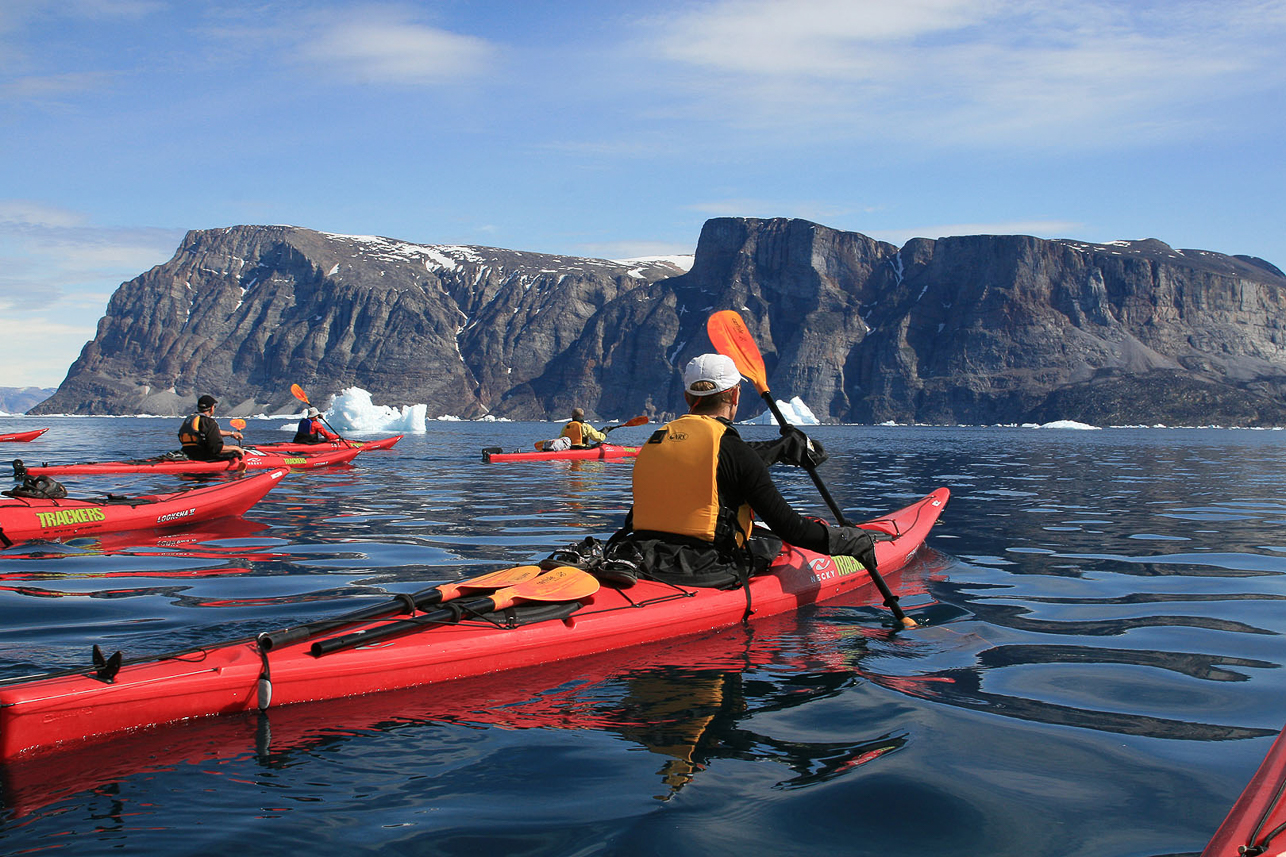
[{"left": 683, "top": 353, "right": 742, "bottom": 396}]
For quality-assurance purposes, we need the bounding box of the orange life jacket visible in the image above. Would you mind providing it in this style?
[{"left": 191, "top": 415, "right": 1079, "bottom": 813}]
[
  {"left": 561, "top": 420, "right": 585, "bottom": 447},
  {"left": 631, "top": 414, "right": 752, "bottom": 547}
]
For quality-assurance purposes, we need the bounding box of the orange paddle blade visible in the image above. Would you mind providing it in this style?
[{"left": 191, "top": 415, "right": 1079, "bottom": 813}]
[
  {"left": 230, "top": 418, "right": 247, "bottom": 430},
  {"left": 436, "top": 565, "right": 543, "bottom": 601},
  {"left": 486, "top": 566, "right": 599, "bottom": 611},
  {"left": 290, "top": 384, "right": 309, "bottom": 404},
  {"left": 707, "top": 310, "right": 769, "bottom": 394},
  {"left": 621, "top": 415, "right": 648, "bottom": 427}
]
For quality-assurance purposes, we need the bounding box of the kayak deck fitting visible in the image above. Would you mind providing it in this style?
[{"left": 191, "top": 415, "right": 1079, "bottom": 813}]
[{"left": 0, "top": 487, "right": 948, "bottom": 760}]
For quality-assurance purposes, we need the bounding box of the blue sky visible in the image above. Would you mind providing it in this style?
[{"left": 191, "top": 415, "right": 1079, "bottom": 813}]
[{"left": 2, "top": 0, "right": 1284, "bottom": 389}]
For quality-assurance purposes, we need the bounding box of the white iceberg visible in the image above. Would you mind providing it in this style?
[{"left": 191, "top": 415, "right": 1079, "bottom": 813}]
[
  {"left": 1037, "top": 420, "right": 1100, "bottom": 430},
  {"left": 279, "top": 387, "right": 427, "bottom": 433},
  {"left": 742, "top": 396, "right": 820, "bottom": 426}
]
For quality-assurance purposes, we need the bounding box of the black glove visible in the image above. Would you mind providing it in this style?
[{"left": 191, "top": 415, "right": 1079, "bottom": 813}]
[
  {"left": 827, "top": 525, "right": 877, "bottom": 572},
  {"left": 755, "top": 427, "right": 828, "bottom": 468}
]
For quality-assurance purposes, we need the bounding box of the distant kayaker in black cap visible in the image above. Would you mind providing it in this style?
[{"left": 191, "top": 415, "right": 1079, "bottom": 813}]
[
  {"left": 541, "top": 407, "right": 608, "bottom": 451},
  {"left": 607, "top": 353, "right": 876, "bottom": 588},
  {"left": 178, "top": 395, "right": 246, "bottom": 461}
]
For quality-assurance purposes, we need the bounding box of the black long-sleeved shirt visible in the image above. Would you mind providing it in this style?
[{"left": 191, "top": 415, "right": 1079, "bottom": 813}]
[{"left": 716, "top": 421, "right": 831, "bottom": 552}]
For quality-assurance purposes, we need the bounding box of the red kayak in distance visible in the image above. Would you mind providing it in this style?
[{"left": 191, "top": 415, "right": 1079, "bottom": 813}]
[
  {"left": 0, "top": 468, "right": 287, "bottom": 547},
  {"left": 0, "top": 487, "right": 948, "bottom": 760},
  {"left": 1202, "top": 722, "right": 1286, "bottom": 856},
  {"left": 0, "top": 429, "right": 48, "bottom": 443},
  {"left": 247, "top": 434, "right": 404, "bottom": 454},
  {"left": 482, "top": 443, "right": 640, "bottom": 463},
  {"left": 12, "top": 445, "right": 361, "bottom": 477}
]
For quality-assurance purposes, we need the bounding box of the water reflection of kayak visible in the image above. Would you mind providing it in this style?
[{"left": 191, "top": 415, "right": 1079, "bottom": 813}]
[
  {"left": 0, "top": 488, "right": 948, "bottom": 762},
  {"left": 482, "top": 443, "right": 640, "bottom": 463},
  {"left": 0, "top": 468, "right": 286, "bottom": 547}
]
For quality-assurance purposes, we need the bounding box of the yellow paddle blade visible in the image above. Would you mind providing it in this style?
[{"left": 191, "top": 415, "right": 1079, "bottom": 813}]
[
  {"left": 706, "top": 310, "right": 769, "bottom": 394},
  {"left": 290, "top": 384, "right": 309, "bottom": 404},
  {"left": 487, "top": 566, "right": 599, "bottom": 610},
  {"left": 439, "top": 565, "right": 544, "bottom": 600}
]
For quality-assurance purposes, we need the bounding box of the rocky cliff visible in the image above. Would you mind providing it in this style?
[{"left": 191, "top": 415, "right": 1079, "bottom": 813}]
[{"left": 33, "top": 219, "right": 1286, "bottom": 426}]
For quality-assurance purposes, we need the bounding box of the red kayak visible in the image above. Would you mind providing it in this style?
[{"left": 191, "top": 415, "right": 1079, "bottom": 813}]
[
  {"left": 12, "top": 445, "right": 361, "bottom": 476},
  {"left": 0, "top": 556, "right": 945, "bottom": 817},
  {"left": 0, "top": 429, "right": 48, "bottom": 443},
  {"left": 1203, "top": 723, "right": 1286, "bottom": 855},
  {"left": 0, "top": 468, "right": 287, "bottom": 547},
  {"left": 0, "top": 487, "right": 948, "bottom": 759},
  {"left": 0, "top": 545, "right": 944, "bottom": 817},
  {"left": 248, "top": 434, "right": 403, "bottom": 454},
  {"left": 483, "top": 443, "right": 640, "bottom": 463}
]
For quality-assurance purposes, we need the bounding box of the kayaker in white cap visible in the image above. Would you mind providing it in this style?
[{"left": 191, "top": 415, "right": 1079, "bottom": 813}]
[
  {"left": 293, "top": 406, "right": 340, "bottom": 444},
  {"left": 605, "top": 353, "right": 876, "bottom": 588}
]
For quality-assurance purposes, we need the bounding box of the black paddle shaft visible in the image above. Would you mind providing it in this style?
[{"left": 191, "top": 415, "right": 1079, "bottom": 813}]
[
  {"left": 258, "top": 585, "right": 446, "bottom": 651},
  {"left": 758, "top": 391, "right": 912, "bottom": 626},
  {"left": 310, "top": 595, "right": 498, "bottom": 657}
]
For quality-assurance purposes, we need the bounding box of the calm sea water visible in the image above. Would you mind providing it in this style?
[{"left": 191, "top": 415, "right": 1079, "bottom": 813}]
[{"left": 1, "top": 416, "right": 1285, "bottom": 856}]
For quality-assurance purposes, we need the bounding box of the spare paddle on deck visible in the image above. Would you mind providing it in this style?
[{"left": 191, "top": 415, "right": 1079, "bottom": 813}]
[
  {"left": 311, "top": 566, "right": 599, "bottom": 657},
  {"left": 257, "top": 565, "right": 544, "bottom": 651},
  {"left": 290, "top": 384, "right": 352, "bottom": 447},
  {"left": 706, "top": 310, "right": 917, "bottom": 629}
]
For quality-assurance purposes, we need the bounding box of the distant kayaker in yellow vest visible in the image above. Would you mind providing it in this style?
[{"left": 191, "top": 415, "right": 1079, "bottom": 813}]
[
  {"left": 612, "top": 353, "right": 876, "bottom": 588},
  {"left": 543, "top": 408, "right": 608, "bottom": 451},
  {"left": 178, "top": 395, "right": 246, "bottom": 462}
]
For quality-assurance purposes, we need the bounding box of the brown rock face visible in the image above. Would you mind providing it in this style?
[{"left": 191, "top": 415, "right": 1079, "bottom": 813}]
[{"left": 33, "top": 219, "right": 1286, "bottom": 426}]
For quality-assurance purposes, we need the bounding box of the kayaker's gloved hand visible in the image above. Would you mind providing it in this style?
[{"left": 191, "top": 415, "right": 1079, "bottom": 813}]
[
  {"left": 827, "top": 525, "right": 877, "bottom": 571},
  {"left": 781, "top": 427, "right": 827, "bottom": 468},
  {"left": 752, "top": 427, "right": 828, "bottom": 468}
]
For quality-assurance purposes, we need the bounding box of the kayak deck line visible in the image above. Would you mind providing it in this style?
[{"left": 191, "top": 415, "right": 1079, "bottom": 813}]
[{"left": 0, "top": 488, "right": 948, "bottom": 760}]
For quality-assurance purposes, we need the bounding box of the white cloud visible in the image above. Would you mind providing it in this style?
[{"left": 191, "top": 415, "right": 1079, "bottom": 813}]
[
  {"left": 0, "top": 202, "right": 181, "bottom": 385},
  {"left": 640, "top": 0, "right": 1286, "bottom": 148},
  {"left": 0, "top": 312, "right": 92, "bottom": 388},
  {"left": 298, "top": 7, "right": 497, "bottom": 85}
]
